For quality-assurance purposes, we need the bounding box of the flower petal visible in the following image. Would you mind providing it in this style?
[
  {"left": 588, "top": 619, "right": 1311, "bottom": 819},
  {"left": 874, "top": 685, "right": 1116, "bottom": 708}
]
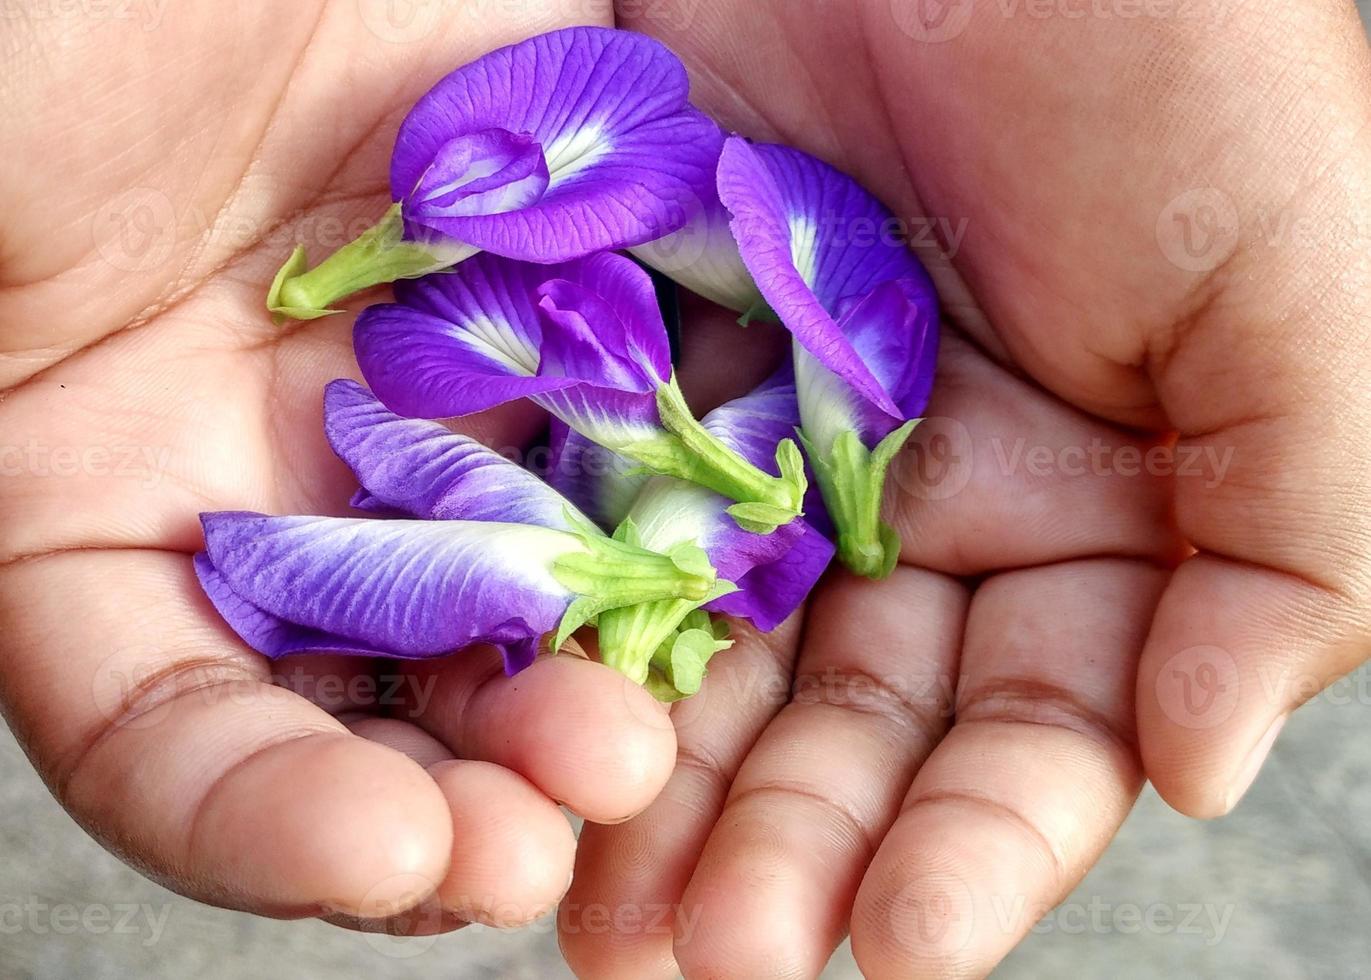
[
  {"left": 200, "top": 512, "right": 580, "bottom": 662},
  {"left": 717, "top": 137, "right": 937, "bottom": 421},
  {"left": 535, "top": 252, "right": 671, "bottom": 392},
  {"left": 701, "top": 364, "right": 801, "bottom": 470},
  {"left": 708, "top": 518, "right": 834, "bottom": 632},
  {"left": 547, "top": 420, "right": 648, "bottom": 533},
  {"left": 405, "top": 128, "right": 550, "bottom": 223},
  {"left": 354, "top": 252, "right": 571, "bottom": 418},
  {"left": 356, "top": 252, "right": 672, "bottom": 451},
  {"left": 629, "top": 183, "right": 761, "bottom": 312},
  {"left": 392, "top": 26, "right": 721, "bottom": 261},
  {"left": 323, "top": 379, "right": 582, "bottom": 531},
  {"left": 195, "top": 552, "right": 391, "bottom": 659}
]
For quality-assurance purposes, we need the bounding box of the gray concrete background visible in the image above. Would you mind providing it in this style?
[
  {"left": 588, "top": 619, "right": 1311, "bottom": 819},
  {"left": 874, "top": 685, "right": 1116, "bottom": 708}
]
[{"left": 4, "top": 5, "right": 1370, "bottom": 978}]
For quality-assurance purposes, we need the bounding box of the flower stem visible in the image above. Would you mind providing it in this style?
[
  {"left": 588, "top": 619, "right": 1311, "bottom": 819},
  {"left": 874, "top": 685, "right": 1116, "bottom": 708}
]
[
  {"left": 627, "top": 375, "right": 807, "bottom": 534},
  {"left": 266, "top": 204, "right": 477, "bottom": 321},
  {"left": 802, "top": 420, "right": 919, "bottom": 580},
  {"left": 549, "top": 530, "right": 719, "bottom": 650}
]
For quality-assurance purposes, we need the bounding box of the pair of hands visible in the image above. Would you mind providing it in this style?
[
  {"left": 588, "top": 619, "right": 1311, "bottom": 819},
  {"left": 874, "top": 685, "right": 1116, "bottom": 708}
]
[{"left": 2, "top": 1, "right": 1368, "bottom": 976}]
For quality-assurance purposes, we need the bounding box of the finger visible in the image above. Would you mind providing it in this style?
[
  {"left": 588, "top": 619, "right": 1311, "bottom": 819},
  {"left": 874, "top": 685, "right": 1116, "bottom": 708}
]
[
  {"left": 343, "top": 720, "right": 574, "bottom": 927},
  {"left": 1136, "top": 155, "right": 1371, "bottom": 817},
  {"left": 428, "top": 760, "right": 577, "bottom": 927},
  {"left": 0, "top": 549, "right": 455, "bottom": 918},
  {"left": 888, "top": 333, "right": 1186, "bottom": 575},
  {"left": 850, "top": 559, "right": 1163, "bottom": 978},
  {"left": 399, "top": 652, "right": 677, "bottom": 824},
  {"left": 558, "top": 616, "right": 800, "bottom": 980},
  {"left": 673, "top": 568, "right": 967, "bottom": 980},
  {"left": 346, "top": 716, "right": 455, "bottom": 769}
]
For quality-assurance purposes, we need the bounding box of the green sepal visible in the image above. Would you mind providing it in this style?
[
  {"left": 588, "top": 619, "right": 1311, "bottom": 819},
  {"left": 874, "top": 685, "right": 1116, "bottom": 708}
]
[
  {"left": 595, "top": 580, "right": 737, "bottom": 685},
  {"left": 266, "top": 246, "right": 340, "bottom": 320},
  {"left": 625, "top": 375, "right": 806, "bottom": 535},
  {"left": 644, "top": 612, "right": 733, "bottom": 702},
  {"left": 266, "top": 203, "right": 476, "bottom": 322},
  {"left": 801, "top": 419, "right": 920, "bottom": 580},
  {"left": 549, "top": 525, "right": 720, "bottom": 653}
]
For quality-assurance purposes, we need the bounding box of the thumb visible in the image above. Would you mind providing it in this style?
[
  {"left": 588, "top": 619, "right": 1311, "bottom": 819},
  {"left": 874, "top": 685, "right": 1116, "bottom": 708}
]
[{"left": 1136, "top": 84, "right": 1371, "bottom": 815}]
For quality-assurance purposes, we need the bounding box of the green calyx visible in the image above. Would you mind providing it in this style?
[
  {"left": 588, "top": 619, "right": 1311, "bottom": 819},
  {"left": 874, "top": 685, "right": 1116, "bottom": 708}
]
[
  {"left": 549, "top": 517, "right": 720, "bottom": 651},
  {"left": 801, "top": 420, "right": 920, "bottom": 580},
  {"left": 643, "top": 610, "right": 734, "bottom": 702},
  {"left": 266, "top": 203, "right": 477, "bottom": 321},
  {"left": 621, "top": 376, "right": 807, "bottom": 535},
  {"left": 597, "top": 584, "right": 736, "bottom": 689}
]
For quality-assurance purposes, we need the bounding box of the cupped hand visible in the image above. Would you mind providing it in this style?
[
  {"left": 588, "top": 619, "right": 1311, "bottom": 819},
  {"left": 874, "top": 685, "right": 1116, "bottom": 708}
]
[
  {"left": 561, "top": 1, "right": 1371, "bottom": 977},
  {"left": 0, "top": 1, "right": 686, "bottom": 932}
]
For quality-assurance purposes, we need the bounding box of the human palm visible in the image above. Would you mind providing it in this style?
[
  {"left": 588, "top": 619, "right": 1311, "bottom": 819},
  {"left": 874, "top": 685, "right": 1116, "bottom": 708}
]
[{"left": 1, "top": 2, "right": 1367, "bottom": 978}]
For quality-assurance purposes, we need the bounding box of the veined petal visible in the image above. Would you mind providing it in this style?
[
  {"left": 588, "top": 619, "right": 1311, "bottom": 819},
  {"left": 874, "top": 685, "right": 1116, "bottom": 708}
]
[
  {"left": 629, "top": 183, "right": 761, "bottom": 312},
  {"left": 405, "top": 128, "right": 550, "bottom": 223},
  {"left": 547, "top": 420, "right": 648, "bottom": 533},
  {"left": 324, "top": 379, "right": 583, "bottom": 531},
  {"left": 200, "top": 513, "right": 582, "bottom": 665},
  {"left": 356, "top": 252, "right": 672, "bottom": 452},
  {"left": 392, "top": 26, "right": 721, "bottom": 260},
  {"left": 354, "top": 253, "right": 568, "bottom": 419},
  {"left": 708, "top": 517, "right": 834, "bottom": 632},
  {"left": 702, "top": 364, "right": 802, "bottom": 470},
  {"left": 535, "top": 251, "right": 672, "bottom": 391},
  {"left": 195, "top": 553, "right": 397, "bottom": 660},
  {"left": 717, "top": 137, "right": 939, "bottom": 424},
  {"left": 531, "top": 251, "right": 672, "bottom": 450}
]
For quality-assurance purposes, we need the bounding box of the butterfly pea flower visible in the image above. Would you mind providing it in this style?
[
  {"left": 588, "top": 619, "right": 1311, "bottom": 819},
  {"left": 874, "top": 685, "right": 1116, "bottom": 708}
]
[
  {"left": 268, "top": 26, "right": 722, "bottom": 320},
  {"left": 705, "top": 137, "right": 939, "bottom": 579},
  {"left": 550, "top": 368, "right": 836, "bottom": 697},
  {"left": 194, "top": 381, "right": 718, "bottom": 676},
  {"left": 353, "top": 250, "right": 808, "bottom": 534}
]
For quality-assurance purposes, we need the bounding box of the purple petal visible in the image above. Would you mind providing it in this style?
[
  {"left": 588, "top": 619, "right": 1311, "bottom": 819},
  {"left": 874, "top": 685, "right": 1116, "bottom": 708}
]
[
  {"left": 701, "top": 364, "right": 801, "bottom": 471},
  {"left": 547, "top": 420, "right": 648, "bottom": 533},
  {"left": 200, "top": 512, "right": 578, "bottom": 666},
  {"left": 391, "top": 26, "right": 722, "bottom": 261},
  {"left": 195, "top": 553, "right": 390, "bottom": 659},
  {"left": 717, "top": 137, "right": 939, "bottom": 427},
  {"left": 535, "top": 252, "right": 671, "bottom": 392},
  {"left": 354, "top": 252, "right": 572, "bottom": 419},
  {"left": 707, "top": 518, "right": 833, "bottom": 632},
  {"left": 357, "top": 252, "right": 670, "bottom": 450},
  {"left": 324, "top": 379, "right": 580, "bottom": 531},
  {"left": 405, "top": 128, "right": 549, "bottom": 224},
  {"left": 629, "top": 180, "right": 761, "bottom": 311}
]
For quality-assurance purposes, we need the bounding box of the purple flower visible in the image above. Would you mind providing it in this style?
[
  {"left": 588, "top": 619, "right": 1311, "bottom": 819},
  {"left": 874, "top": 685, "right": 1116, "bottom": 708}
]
[
  {"left": 715, "top": 137, "right": 940, "bottom": 578},
  {"left": 354, "top": 250, "right": 807, "bottom": 534},
  {"left": 195, "top": 382, "right": 718, "bottom": 675},
  {"left": 269, "top": 27, "right": 722, "bottom": 320},
  {"left": 558, "top": 369, "right": 835, "bottom": 694}
]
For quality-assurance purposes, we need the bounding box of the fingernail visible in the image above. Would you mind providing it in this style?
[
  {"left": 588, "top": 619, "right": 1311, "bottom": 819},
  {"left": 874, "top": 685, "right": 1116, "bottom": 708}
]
[{"left": 1225, "top": 714, "right": 1287, "bottom": 813}]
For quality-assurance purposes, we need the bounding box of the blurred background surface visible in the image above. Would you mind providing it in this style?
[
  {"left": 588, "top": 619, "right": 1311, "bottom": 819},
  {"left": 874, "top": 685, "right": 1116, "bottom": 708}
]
[{"left": 3, "top": 2, "right": 1369, "bottom": 977}]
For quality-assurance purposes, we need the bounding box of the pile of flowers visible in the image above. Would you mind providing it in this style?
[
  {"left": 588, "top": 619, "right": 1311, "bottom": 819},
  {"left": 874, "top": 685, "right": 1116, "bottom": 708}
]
[{"left": 200, "top": 26, "right": 939, "bottom": 701}]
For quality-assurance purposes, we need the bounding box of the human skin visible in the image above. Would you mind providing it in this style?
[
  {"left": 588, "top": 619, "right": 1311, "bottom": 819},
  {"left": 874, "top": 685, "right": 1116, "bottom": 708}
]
[{"left": 0, "top": 1, "right": 1368, "bottom": 977}]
